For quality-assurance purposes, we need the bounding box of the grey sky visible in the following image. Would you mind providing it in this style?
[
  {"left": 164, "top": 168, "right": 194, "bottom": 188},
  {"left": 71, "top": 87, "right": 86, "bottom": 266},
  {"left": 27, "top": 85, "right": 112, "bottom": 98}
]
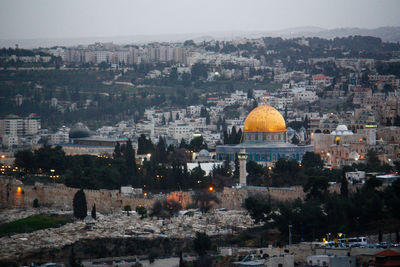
[{"left": 1, "top": 0, "right": 399, "bottom": 40}]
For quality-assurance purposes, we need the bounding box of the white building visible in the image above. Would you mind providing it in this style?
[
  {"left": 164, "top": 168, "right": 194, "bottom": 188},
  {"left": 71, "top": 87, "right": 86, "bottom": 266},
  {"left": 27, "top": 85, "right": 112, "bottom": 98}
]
[
  {"left": 167, "top": 121, "right": 195, "bottom": 140},
  {"left": 294, "top": 91, "right": 318, "bottom": 103}
]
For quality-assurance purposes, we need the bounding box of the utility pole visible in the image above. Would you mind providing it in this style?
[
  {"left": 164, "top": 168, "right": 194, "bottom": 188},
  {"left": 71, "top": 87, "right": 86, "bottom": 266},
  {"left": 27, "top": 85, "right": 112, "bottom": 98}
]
[{"left": 289, "top": 225, "right": 293, "bottom": 246}]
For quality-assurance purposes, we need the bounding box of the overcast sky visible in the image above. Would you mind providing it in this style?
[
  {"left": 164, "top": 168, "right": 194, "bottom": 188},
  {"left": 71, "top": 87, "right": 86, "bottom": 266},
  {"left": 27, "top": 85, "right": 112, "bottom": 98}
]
[{"left": 1, "top": 0, "right": 399, "bottom": 40}]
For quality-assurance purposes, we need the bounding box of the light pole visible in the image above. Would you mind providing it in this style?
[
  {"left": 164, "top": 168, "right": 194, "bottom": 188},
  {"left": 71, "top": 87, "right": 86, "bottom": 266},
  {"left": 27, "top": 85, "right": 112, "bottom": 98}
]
[{"left": 289, "top": 225, "right": 293, "bottom": 246}]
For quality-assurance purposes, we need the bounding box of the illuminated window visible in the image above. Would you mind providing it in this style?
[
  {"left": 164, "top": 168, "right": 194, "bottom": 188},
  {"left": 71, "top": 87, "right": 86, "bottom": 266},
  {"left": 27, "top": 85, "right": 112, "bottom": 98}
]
[{"left": 335, "top": 136, "right": 340, "bottom": 145}]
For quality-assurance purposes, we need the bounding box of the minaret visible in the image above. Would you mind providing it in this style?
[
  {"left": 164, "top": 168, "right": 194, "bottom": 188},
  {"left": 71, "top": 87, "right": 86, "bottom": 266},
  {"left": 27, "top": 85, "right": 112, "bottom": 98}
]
[{"left": 238, "top": 148, "right": 247, "bottom": 186}]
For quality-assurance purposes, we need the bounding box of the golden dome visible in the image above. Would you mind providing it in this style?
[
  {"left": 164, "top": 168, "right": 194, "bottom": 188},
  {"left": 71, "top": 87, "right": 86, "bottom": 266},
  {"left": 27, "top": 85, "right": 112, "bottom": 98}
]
[{"left": 244, "top": 104, "right": 286, "bottom": 133}]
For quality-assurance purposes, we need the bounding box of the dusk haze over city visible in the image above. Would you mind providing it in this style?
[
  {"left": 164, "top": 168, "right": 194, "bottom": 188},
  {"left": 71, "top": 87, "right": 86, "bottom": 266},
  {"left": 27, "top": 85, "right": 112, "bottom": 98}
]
[{"left": 1, "top": 1, "right": 400, "bottom": 267}]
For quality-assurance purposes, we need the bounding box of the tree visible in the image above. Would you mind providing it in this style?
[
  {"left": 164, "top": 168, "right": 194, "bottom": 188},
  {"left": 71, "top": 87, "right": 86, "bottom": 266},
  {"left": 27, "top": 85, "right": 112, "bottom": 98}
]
[
  {"left": 301, "top": 152, "right": 324, "bottom": 170},
  {"left": 365, "top": 176, "right": 382, "bottom": 190},
  {"left": 247, "top": 88, "right": 254, "bottom": 99},
  {"left": 340, "top": 171, "right": 349, "bottom": 199},
  {"left": 394, "top": 115, "right": 400, "bottom": 127},
  {"left": 206, "top": 113, "right": 210, "bottom": 125},
  {"left": 247, "top": 161, "right": 267, "bottom": 186},
  {"left": 113, "top": 142, "right": 122, "bottom": 159},
  {"left": 73, "top": 189, "right": 87, "bottom": 220},
  {"left": 291, "top": 135, "right": 300, "bottom": 144},
  {"left": 91, "top": 204, "right": 96, "bottom": 220},
  {"left": 124, "top": 205, "right": 132, "bottom": 216},
  {"left": 271, "top": 158, "right": 302, "bottom": 187},
  {"left": 136, "top": 205, "right": 147, "bottom": 219},
  {"left": 244, "top": 196, "right": 271, "bottom": 224},
  {"left": 367, "top": 149, "right": 380, "bottom": 171},
  {"left": 303, "top": 176, "right": 329, "bottom": 201},
  {"left": 33, "top": 198, "right": 39, "bottom": 208},
  {"left": 193, "top": 190, "right": 220, "bottom": 213},
  {"left": 193, "top": 232, "right": 211, "bottom": 257},
  {"left": 233, "top": 154, "right": 240, "bottom": 183},
  {"left": 137, "top": 134, "right": 154, "bottom": 155},
  {"left": 14, "top": 149, "right": 36, "bottom": 173},
  {"left": 69, "top": 248, "right": 83, "bottom": 267},
  {"left": 189, "top": 136, "right": 207, "bottom": 152}
]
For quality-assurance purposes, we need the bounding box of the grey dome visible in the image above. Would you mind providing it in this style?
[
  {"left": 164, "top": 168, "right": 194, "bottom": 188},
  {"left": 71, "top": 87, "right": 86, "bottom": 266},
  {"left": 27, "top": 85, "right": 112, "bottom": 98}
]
[{"left": 69, "top": 123, "right": 90, "bottom": 139}]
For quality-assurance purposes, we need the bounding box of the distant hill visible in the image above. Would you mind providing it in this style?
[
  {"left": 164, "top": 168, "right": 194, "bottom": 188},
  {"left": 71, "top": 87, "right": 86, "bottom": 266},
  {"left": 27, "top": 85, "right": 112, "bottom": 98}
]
[
  {"left": 0, "top": 26, "right": 399, "bottom": 48},
  {"left": 271, "top": 26, "right": 400, "bottom": 43}
]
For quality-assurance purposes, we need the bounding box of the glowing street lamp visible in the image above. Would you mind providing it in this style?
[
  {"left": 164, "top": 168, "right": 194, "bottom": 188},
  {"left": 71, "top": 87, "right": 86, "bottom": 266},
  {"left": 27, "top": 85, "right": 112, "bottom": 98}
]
[{"left": 208, "top": 186, "right": 214, "bottom": 192}]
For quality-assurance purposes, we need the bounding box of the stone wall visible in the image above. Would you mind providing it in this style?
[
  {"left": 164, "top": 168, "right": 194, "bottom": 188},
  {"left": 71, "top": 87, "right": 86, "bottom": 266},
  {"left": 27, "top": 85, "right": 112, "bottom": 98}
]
[
  {"left": 1, "top": 178, "right": 352, "bottom": 212},
  {"left": 0, "top": 178, "right": 156, "bottom": 213}
]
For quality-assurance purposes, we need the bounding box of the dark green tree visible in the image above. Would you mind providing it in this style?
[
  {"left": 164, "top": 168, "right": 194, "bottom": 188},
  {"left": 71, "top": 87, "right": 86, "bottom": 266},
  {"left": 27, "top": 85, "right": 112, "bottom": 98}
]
[
  {"left": 247, "top": 88, "right": 254, "bottom": 99},
  {"left": 189, "top": 136, "right": 207, "bottom": 152},
  {"left": 33, "top": 198, "right": 39, "bottom": 208},
  {"left": 14, "top": 150, "right": 36, "bottom": 173},
  {"left": 69, "top": 248, "right": 83, "bottom": 267},
  {"left": 301, "top": 152, "right": 324, "bottom": 170},
  {"left": 244, "top": 196, "right": 271, "bottom": 224},
  {"left": 340, "top": 171, "right": 349, "bottom": 199},
  {"left": 291, "top": 135, "right": 300, "bottom": 144},
  {"left": 91, "top": 204, "right": 96, "bottom": 219},
  {"left": 366, "top": 149, "right": 380, "bottom": 171},
  {"left": 73, "top": 189, "right": 87, "bottom": 220},
  {"left": 233, "top": 153, "right": 240, "bottom": 183},
  {"left": 124, "top": 205, "right": 132, "bottom": 216},
  {"left": 394, "top": 115, "right": 400, "bottom": 127},
  {"left": 193, "top": 232, "right": 211, "bottom": 257},
  {"left": 113, "top": 142, "right": 122, "bottom": 159},
  {"left": 136, "top": 205, "right": 147, "bottom": 219},
  {"left": 303, "top": 176, "right": 329, "bottom": 201}
]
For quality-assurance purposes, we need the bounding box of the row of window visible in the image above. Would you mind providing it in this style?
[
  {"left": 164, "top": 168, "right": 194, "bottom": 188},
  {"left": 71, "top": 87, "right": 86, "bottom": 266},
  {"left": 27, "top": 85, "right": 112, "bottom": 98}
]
[
  {"left": 217, "top": 152, "right": 300, "bottom": 162},
  {"left": 245, "top": 133, "right": 284, "bottom": 141}
]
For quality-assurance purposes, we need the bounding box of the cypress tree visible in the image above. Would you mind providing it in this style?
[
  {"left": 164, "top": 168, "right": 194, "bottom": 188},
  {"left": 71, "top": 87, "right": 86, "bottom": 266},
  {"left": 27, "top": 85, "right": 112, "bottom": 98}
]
[
  {"left": 91, "top": 204, "right": 96, "bottom": 219},
  {"left": 73, "top": 189, "right": 87, "bottom": 220},
  {"left": 233, "top": 153, "right": 240, "bottom": 182},
  {"left": 230, "top": 126, "right": 237, "bottom": 144},
  {"left": 113, "top": 142, "right": 122, "bottom": 159},
  {"left": 340, "top": 172, "right": 348, "bottom": 199},
  {"left": 236, "top": 128, "right": 243, "bottom": 144}
]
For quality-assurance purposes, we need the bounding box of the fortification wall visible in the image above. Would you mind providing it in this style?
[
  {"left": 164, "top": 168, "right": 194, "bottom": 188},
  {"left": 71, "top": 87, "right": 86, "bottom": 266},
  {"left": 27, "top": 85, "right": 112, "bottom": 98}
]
[
  {"left": 1, "top": 177, "right": 350, "bottom": 212},
  {"left": 0, "top": 178, "right": 157, "bottom": 212}
]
